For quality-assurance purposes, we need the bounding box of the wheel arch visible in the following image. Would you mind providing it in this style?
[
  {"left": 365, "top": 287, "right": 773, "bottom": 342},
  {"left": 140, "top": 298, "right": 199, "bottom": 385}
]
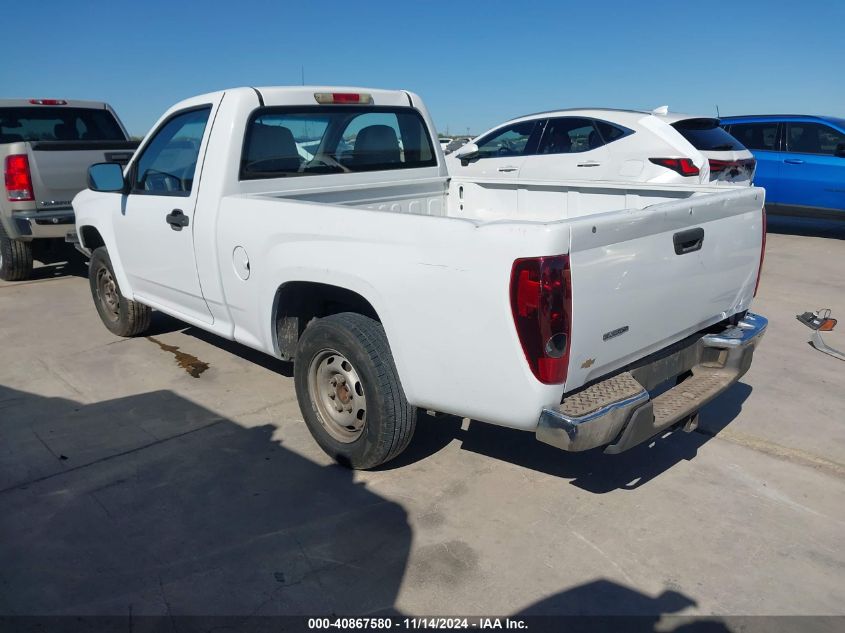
[
  {"left": 78, "top": 225, "right": 105, "bottom": 253},
  {"left": 271, "top": 281, "right": 383, "bottom": 361},
  {"left": 78, "top": 224, "right": 134, "bottom": 299}
]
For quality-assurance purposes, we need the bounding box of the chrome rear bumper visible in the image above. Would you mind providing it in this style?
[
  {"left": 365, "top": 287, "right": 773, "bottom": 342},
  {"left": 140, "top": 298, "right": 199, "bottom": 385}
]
[{"left": 536, "top": 313, "right": 767, "bottom": 453}]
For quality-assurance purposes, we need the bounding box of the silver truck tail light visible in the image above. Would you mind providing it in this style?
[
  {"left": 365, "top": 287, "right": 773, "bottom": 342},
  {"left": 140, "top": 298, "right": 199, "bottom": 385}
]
[{"left": 4, "top": 155, "right": 34, "bottom": 202}]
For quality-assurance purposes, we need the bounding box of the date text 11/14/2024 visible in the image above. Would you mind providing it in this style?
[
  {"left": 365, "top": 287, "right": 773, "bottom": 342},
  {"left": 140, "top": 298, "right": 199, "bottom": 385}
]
[{"left": 307, "top": 617, "right": 528, "bottom": 630}]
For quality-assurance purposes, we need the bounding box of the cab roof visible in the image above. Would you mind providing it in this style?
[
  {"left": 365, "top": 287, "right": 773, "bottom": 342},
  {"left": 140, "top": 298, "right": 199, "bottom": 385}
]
[{"left": 0, "top": 98, "right": 112, "bottom": 109}]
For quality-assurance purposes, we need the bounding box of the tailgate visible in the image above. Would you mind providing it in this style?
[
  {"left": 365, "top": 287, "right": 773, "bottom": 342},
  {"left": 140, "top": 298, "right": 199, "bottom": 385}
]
[
  {"left": 565, "top": 186, "right": 765, "bottom": 391},
  {"left": 28, "top": 141, "right": 137, "bottom": 209}
]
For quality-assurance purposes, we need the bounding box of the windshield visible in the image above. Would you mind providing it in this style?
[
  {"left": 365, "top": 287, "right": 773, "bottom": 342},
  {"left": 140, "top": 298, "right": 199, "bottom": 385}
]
[
  {"left": 241, "top": 106, "right": 436, "bottom": 179},
  {"left": 672, "top": 118, "right": 745, "bottom": 151},
  {"left": 0, "top": 107, "right": 126, "bottom": 142}
]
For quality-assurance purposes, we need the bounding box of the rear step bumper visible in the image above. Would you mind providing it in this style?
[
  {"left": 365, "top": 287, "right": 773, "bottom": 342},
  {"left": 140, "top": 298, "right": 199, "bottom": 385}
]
[{"left": 536, "top": 313, "right": 767, "bottom": 453}]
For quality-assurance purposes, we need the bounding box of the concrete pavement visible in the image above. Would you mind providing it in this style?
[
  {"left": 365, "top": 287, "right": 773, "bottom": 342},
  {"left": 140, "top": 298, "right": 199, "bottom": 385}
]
[{"left": 1, "top": 222, "right": 843, "bottom": 619}]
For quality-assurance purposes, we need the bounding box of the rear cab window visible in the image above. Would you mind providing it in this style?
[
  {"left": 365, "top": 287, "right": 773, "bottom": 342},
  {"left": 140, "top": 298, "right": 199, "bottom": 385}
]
[
  {"left": 241, "top": 106, "right": 436, "bottom": 179},
  {"left": 672, "top": 118, "right": 745, "bottom": 151},
  {"left": 0, "top": 107, "right": 126, "bottom": 142}
]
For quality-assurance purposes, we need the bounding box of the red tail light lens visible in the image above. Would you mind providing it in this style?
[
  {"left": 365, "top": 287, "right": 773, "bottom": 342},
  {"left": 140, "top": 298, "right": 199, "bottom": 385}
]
[
  {"left": 28, "top": 99, "right": 67, "bottom": 105},
  {"left": 709, "top": 158, "right": 757, "bottom": 174},
  {"left": 510, "top": 255, "right": 572, "bottom": 384},
  {"left": 649, "top": 157, "right": 700, "bottom": 177},
  {"left": 4, "top": 154, "right": 34, "bottom": 201},
  {"left": 754, "top": 207, "right": 766, "bottom": 297}
]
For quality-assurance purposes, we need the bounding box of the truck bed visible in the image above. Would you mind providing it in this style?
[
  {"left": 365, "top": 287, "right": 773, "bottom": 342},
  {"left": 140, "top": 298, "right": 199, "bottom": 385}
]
[{"left": 224, "top": 180, "right": 764, "bottom": 427}]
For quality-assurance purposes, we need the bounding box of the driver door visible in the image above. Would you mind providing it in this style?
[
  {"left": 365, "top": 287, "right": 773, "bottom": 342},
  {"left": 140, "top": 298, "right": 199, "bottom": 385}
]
[{"left": 115, "top": 105, "right": 214, "bottom": 323}]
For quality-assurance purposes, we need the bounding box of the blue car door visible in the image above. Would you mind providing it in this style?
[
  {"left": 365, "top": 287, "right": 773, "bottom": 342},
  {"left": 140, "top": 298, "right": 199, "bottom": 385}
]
[
  {"left": 779, "top": 121, "right": 845, "bottom": 213},
  {"left": 726, "top": 121, "right": 782, "bottom": 202}
]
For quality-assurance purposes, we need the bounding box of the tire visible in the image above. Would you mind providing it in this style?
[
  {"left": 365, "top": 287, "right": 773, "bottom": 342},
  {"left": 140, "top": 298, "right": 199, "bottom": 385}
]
[
  {"left": 88, "top": 246, "right": 151, "bottom": 337},
  {"left": 0, "top": 223, "right": 34, "bottom": 281},
  {"left": 294, "top": 312, "right": 416, "bottom": 469}
]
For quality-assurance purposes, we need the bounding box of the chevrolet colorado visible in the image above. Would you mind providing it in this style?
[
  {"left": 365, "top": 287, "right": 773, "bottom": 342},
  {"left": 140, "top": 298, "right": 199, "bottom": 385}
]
[{"left": 73, "top": 86, "right": 767, "bottom": 468}]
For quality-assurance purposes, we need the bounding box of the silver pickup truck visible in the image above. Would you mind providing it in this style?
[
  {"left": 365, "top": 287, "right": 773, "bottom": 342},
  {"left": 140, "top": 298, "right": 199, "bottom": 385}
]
[{"left": 1, "top": 99, "right": 137, "bottom": 280}]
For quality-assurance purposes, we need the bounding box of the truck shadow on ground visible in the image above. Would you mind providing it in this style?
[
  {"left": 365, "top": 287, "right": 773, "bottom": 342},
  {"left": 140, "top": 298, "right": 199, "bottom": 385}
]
[
  {"left": 24, "top": 243, "right": 90, "bottom": 280},
  {"left": 513, "top": 579, "right": 732, "bottom": 633},
  {"left": 0, "top": 383, "right": 737, "bottom": 629},
  {"left": 0, "top": 384, "right": 406, "bottom": 616},
  {"left": 382, "top": 383, "right": 752, "bottom": 494},
  {"left": 139, "top": 319, "right": 295, "bottom": 377}
]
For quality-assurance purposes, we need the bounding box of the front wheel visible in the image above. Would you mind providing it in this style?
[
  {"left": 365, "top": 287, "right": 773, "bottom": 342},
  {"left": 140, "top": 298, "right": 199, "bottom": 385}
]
[
  {"left": 294, "top": 312, "right": 416, "bottom": 469},
  {"left": 88, "top": 247, "right": 151, "bottom": 337}
]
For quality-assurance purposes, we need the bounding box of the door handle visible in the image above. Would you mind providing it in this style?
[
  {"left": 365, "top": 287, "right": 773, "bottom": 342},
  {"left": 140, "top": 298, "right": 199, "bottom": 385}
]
[
  {"left": 497, "top": 166, "right": 518, "bottom": 173},
  {"left": 673, "top": 227, "right": 704, "bottom": 255},
  {"left": 784, "top": 158, "right": 804, "bottom": 164},
  {"left": 165, "top": 209, "right": 189, "bottom": 231},
  {"left": 577, "top": 161, "right": 601, "bottom": 167}
]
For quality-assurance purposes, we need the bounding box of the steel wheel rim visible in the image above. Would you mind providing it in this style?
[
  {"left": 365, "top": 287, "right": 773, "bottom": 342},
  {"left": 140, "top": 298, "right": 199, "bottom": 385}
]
[
  {"left": 96, "top": 265, "right": 120, "bottom": 322},
  {"left": 307, "top": 348, "right": 367, "bottom": 443}
]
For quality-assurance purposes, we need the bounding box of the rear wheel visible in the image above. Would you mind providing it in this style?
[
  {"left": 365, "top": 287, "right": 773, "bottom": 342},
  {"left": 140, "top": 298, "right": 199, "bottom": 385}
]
[
  {"left": 294, "top": 312, "right": 416, "bottom": 469},
  {"left": 0, "top": 224, "right": 34, "bottom": 281},
  {"left": 88, "top": 247, "right": 151, "bottom": 337}
]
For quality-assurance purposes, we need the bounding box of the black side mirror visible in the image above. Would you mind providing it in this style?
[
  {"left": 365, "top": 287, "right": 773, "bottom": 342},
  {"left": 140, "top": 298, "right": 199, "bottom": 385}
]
[
  {"left": 88, "top": 162, "right": 126, "bottom": 193},
  {"left": 835, "top": 143, "right": 845, "bottom": 158}
]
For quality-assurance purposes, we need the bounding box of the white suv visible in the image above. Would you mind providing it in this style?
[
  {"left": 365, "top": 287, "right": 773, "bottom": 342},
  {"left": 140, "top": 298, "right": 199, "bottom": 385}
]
[{"left": 447, "top": 108, "right": 753, "bottom": 186}]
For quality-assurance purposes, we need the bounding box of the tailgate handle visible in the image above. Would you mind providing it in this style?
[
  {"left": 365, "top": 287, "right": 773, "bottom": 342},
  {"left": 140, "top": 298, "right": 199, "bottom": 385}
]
[{"left": 673, "top": 227, "right": 704, "bottom": 255}]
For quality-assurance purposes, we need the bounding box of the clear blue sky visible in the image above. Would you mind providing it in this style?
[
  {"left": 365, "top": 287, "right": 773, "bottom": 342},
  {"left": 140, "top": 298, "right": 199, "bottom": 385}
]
[{"left": 6, "top": 0, "right": 843, "bottom": 137}]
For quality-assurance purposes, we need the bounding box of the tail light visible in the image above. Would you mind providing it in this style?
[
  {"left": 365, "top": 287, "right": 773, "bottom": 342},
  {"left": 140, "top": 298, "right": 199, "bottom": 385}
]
[
  {"left": 709, "top": 158, "right": 756, "bottom": 174},
  {"left": 4, "top": 155, "right": 34, "bottom": 202},
  {"left": 649, "top": 157, "right": 700, "bottom": 177},
  {"left": 754, "top": 207, "right": 766, "bottom": 297},
  {"left": 510, "top": 255, "right": 572, "bottom": 384}
]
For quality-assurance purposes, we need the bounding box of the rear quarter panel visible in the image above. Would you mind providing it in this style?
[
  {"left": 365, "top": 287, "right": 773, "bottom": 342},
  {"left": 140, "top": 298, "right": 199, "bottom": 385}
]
[{"left": 215, "top": 195, "right": 574, "bottom": 430}]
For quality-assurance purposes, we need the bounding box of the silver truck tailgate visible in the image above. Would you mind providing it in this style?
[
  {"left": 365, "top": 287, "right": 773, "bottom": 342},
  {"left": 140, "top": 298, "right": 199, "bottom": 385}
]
[{"left": 28, "top": 141, "right": 136, "bottom": 209}]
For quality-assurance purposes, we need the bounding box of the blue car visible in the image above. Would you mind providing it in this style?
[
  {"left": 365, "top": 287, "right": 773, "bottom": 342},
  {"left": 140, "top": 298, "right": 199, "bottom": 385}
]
[{"left": 720, "top": 115, "right": 845, "bottom": 219}]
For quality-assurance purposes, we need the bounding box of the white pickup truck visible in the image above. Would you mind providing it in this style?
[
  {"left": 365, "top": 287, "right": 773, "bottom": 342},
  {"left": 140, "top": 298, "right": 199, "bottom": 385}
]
[{"left": 73, "top": 86, "right": 768, "bottom": 469}]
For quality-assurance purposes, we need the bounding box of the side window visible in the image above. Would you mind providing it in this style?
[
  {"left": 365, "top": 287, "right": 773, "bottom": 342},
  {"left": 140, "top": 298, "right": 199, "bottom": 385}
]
[
  {"left": 475, "top": 120, "right": 539, "bottom": 158},
  {"left": 133, "top": 107, "right": 211, "bottom": 195},
  {"left": 729, "top": 123, "right": 778, "bottom": 151},
  {"left": 785, "top": 122, "right": 845, "bottom": 155},
  {"left": 538, "top": 118, "right": 601, "bottom": 155},
  {"left": 595, "top": 121, "right": 628, "bottom": 144}
]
